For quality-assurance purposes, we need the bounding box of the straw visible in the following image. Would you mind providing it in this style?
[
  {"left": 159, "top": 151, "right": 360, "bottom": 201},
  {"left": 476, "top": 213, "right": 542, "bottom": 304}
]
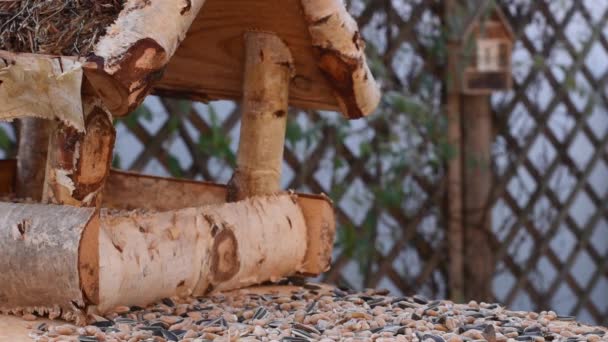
[{"left": 0, "top": 0, "right": 124, "bottom": 56}]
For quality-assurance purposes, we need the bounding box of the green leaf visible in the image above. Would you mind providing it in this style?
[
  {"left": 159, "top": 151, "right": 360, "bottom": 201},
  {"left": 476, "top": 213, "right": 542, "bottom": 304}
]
[
  {"left": 436, "top": 139, "right": 458, "bottom": 162},
  {"left": 359, "top": 142, "right": 372, "bottom": 157},
  {"left": 123, "top": 114, "right": 139, "bottom": 129},
  {"left": 285, "top": 120, "right": 303, "bottom": 146},
  {"left": 0, "top": 127, "right": 10, "bottom": 150},
  {"left": 132, "top": 105, "right": 153, "bottom": 122},
  {"left": 336, "top": 224, "right": 357, "bottom": 257},
  {"left": 167, "top": 155, "right": 182, "bottom": 177},
  {"left": 168, "top": 116, "right": 180, "bottom": 134},
  {"left": 112, "top": 154, "right": 122, "bottom": 169},
  {"left": 375, "top": 186, "right": 403, "bottom": 208},
  {"left": 533, "top": 55, "right": 545, "bottom": 70},
  {"left": 176, "top": 100, "right": 192, "bottom": 116}
]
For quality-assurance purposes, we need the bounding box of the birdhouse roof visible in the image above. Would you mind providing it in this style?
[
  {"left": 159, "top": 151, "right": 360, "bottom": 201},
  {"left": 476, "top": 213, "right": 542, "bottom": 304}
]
[
  {"left": 0, "top": 0, "right": 380, "bottom": 125},
  {"left": 462, "top": 1, "right": 515, "bottom": 42}
]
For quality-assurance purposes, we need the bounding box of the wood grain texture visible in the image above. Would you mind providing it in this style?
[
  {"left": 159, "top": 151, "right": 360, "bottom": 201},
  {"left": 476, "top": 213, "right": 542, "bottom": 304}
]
[
  {"left": 462, "top": 95, "right": 494, "bottom": 301},
  {"left": 155, "top": 0, "right": 340, "bottom": 112},
  {"left": 0, "top": 159, "right": 16, "bottom": 196}
]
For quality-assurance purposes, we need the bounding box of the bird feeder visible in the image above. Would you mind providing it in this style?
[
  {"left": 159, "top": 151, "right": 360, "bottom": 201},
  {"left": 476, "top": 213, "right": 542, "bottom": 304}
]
[
  {"left": 0, "top": 0, "right": 380, "bottom": 323},
  {"left": 460, "top": 3, "right": 515, "bottom": 95}
]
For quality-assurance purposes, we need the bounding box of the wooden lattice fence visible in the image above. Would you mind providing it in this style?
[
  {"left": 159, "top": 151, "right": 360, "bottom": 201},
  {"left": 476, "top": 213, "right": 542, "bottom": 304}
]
[
  {"left": 488, "top": 0, "right": 608, "bottom": 325},
  {"left": 0, "top": 0, "right": 606, "bottom": 325}
]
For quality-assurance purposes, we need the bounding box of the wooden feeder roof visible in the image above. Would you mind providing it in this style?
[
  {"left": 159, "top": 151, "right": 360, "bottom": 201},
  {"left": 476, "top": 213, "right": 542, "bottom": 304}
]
[
  {"left": 156, "top": 0, "right": 379, "bottom": 116},
  {"left": 0, "top": 0, "right": 381, "bottom": 126},
  {"left": 461, "top": 1, "right": 515, "bottom": 42}
]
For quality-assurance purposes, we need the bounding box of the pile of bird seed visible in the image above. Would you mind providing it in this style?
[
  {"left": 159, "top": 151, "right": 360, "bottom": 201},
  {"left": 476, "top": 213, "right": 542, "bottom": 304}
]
[
  {"left": 0, "top": 0, "right": 124, "bottom": 56},
  {"left": 28, "top": 283, "right": 607, "bottom": 342}
]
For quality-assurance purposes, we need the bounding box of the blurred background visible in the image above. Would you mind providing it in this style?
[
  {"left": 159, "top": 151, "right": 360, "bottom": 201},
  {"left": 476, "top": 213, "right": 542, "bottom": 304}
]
[{"left": 1, "top": 0, "right": 607, "bottom": 326}]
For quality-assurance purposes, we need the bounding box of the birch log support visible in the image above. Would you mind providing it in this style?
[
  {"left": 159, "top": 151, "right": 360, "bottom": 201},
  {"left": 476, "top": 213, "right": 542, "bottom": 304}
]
[
  {"left": 0, "top": 194, "right": 309, "bottom": 318},
  {"left": 0, "top": 202, "right": 97, "bottom": 324},
  {"left": 16, "top": 118, "right": 51, "bottom": 200},
  {"left": 97, "top": 194, "right": 308, "bottom": 311},
  {"left": 103, "top": 170, "right": 337, "bottom": 275},
  {"left": 227, "top": 32, "right": 294, "bottom": 202},
  {"left": 300, "top": 0, "right": 381, "bottom": 119},
  {"left": 83, "top": 0, "right": 207, "bottom": 117},
  {"left": 43, "top": 98, "right": 115, "bottom": 207}
]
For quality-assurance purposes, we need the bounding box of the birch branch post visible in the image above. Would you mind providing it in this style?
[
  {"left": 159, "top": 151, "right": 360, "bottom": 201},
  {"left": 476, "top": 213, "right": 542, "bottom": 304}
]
[
  {"left": 227, "top": 32, "right": 294, "bottom": 201},
  {"left": 43, "top": 98, "right": 115, "bottom": 208}
]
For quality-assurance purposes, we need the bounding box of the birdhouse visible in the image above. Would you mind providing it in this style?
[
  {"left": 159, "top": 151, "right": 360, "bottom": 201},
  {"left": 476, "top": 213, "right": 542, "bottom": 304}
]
[
  {"left": 0, "top": 0, "right": 381, "bottom": 320},
  {"left": 460, "top": 3, "right": 515, "bottom": 95}
]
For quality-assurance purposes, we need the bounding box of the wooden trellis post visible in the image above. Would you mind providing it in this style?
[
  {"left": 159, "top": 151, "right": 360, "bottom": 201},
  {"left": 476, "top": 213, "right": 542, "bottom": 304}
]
[
  {"left": 16, "top": 119, "right": 51, "bottom": 201},
  {"left": 445, "top": 0, "right": 465, "bottom": 303},
  {"left": 462, "top": 95, "right": 494, "bottom": 301},
  {"left": 446, "top": 0, "right": 515, "bottom": 302}
]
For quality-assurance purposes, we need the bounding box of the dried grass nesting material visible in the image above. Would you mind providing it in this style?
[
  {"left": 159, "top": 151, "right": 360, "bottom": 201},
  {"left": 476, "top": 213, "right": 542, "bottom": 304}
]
[{"left": 0, "top": 0, "right": 125, "bottom": 56}]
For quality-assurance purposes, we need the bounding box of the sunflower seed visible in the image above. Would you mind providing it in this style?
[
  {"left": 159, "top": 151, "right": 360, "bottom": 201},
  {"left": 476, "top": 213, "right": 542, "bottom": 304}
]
[
  {"left": 282, "top": 337, "right": 309, "bottom": 342},
  {"left": 303, "top": 283, "right": 321, "bottom": 290},
  {"left": 413, "top": 295, "right": 429, "bottom": 304},
  {"left": 91, "top": 320, "right": 114, "bottom": 328},
  {"left": 78, "top": 336, "right": 98, "bottom": 342},
  {"left": 422, "top": 334, "right": 446, "bottom": 342},
  {"left": 293, "top": 323, "right": 320, "bottom": 335},
  {"left": 305, "top": 300, "right": 317, "bottom": 313},
  {"left": 162, "top": 298, "right": 175, "bottom": 307},
  {"left": 252, "top": 307, "right": 268, "bottom": 320},
  {"left": 161, "top": 329, "right": 179, "bottom": 341}
]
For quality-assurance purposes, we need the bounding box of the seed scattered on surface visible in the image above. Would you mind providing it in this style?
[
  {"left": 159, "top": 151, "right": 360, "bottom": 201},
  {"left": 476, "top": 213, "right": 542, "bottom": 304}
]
[{"left": 28, "top": 284, "right": 608, "bottom": 342}]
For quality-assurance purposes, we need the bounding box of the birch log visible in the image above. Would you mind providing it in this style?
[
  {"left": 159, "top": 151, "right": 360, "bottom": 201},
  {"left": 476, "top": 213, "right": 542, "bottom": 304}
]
[
  {"left": 103, "top": 170, "right": 337, "bottom": 276},
  {"left": 300, "top": 0, "right": 381, "bottom": 119},
  {"left": 227, "top": 32, "right": 294, "bottom": 201},
  {"left": 0, "top": 194, "right": 310, "bottom": 318},
  {"left": 0, "top": 202, "right": 97, "bottom": 324},
  {"left": 16, "top": 119, "right": 51, "bottom": 201},
  {"left": 83, "top": 0, "right": 207, "bottom": 117},
  {"left": 43, "top": 98, "right": 116, "bottom": 207}
]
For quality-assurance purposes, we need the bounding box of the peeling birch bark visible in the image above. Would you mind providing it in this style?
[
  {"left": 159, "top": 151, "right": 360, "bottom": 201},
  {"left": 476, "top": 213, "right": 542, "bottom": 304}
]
[
  {"left": 97, "top": 194, "right": 307, "bottom": 312},
  {"left": 227, "top": 32, "right": 294, "bottom": 202},
  {"left": 0, "top": 52, "right": 85, "bottom": 131},
  {"left": 300, "top": 0, "right": 381, "bottom": 119},
  {"left": 102, "top": 170, "right": 336, "bottom": 276},
  {"left": 83, "top": 0, "right": 207, "bottom": 117},
  {"left": 0, "top": 202, "right": 96, "bottom": 324},
  {"left": 43, "top": 98, "right": 116, "bottom": 208},
  {"left": 16, "top": 118, "right": 52, "bottom": 201},
  {"left": 0, "top": 194, "right": 311, "bottom": 319}
]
